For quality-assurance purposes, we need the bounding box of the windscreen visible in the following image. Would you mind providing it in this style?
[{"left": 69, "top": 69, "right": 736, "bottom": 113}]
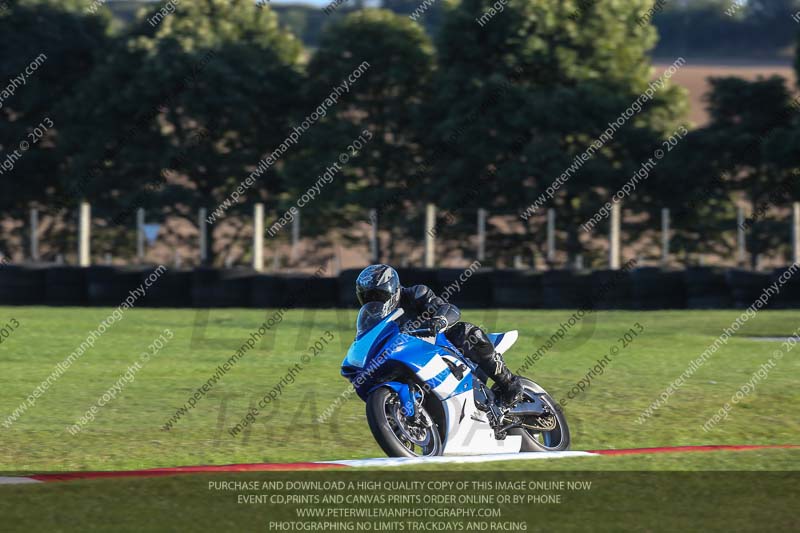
[{"left": 356, "top": 301, "right": 391, "bottom": 336}]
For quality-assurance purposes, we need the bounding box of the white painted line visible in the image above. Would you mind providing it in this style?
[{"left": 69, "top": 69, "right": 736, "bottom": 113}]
[
  {"left": 320, "top": 451, "right": 598, "bottom": 468},
  {"left": 0, "top": 476, "right": 41, "bottom": 485}
]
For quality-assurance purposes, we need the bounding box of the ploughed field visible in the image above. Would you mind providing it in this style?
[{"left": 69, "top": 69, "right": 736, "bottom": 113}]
[{"left": 653, "top": 61, "right": 796, "bottom": 127}]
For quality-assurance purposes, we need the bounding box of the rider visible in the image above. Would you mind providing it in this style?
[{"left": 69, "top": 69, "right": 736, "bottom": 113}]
[{"left": 355, "top": 264, "right": 523, "bottom": 403}]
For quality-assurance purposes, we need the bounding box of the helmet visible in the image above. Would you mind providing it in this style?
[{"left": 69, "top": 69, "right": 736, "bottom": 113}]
[{"left": 356, "top": 264, "right": 401, "bottom": 310}]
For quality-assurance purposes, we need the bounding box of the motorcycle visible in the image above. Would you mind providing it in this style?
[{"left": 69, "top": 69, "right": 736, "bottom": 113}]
[{"left": 341, "top": 302, "right": 570, "bottom": 457}]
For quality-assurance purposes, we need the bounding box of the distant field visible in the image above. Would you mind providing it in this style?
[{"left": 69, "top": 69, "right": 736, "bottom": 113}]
[
  {"left": 653, "top": 61, "right": 796, "bottom": 127},
  {"left": 0, "top": 307, "right": 798, "bottom": 472}
]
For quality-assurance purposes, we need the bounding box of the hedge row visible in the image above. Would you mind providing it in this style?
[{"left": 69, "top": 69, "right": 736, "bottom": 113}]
[{"left": 0, "top": 265, "right": 798, "bottom": 309}]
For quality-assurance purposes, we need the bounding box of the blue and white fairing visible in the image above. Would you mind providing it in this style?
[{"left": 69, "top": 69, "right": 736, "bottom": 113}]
[
  {"left": 341, "top": 308, "right": 472, "bottom": 402},
  {"left": 341, "top": 304, "right": 522, "bottom": 455}
]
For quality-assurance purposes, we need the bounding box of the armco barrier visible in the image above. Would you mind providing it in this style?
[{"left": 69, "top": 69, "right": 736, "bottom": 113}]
[
  {"left": 396, "top": 268, "right": 440, "bottom": 293},
  {"left": 685, "top": 267, "right": 732, "bottom": 309},
  {"left": 2, "top": 265, "right": 800, "bottom": 309},
  {"left": 338, "top": 268, "right": 362, "bottom": 308},
  {"left": 144, "top": 270, "right": 193, "bottom": 307},
  {"left": 590, "top": 269, "right": 632, "bottom": 309},
  {"left": 437, "top": 268, "right": 492, "bottom": 309},
  {"left": 86, "top": 266, "right": 153, "bottom": 306},
  {"left": 250, "top": 275, "right": 286, "bottom": 308},
  {"left": 770, "top": 267, "right": 800, "bottom": 309},
  {"left": 491, "top": 270, "right": 542, "bottom": 308},
  {"left": 631, "top": 267, "right": 686, "bottom": 309},
  {"left": 192, "top": 268, "right": 253, "bottom": 308},
  {"left": 0, "top": 265, "right": 45, "bottom": 305},
  {"left": 542, "top": 270, "right": 592, "bottom": 309},
  {"left": 191, "top": 267, "right": 221, "bottom": 307},
  {"left": 726, "top": 269, "right": 771, "bottom": 308},
  {"left": 45, "top": 266, "right": 87, "bottom": 306},
  {"left": 280, "top": 275, "right": 339, "bottom": 308},
  {"left": 250, "top": 275, "right": 339, "bottom": 308}
]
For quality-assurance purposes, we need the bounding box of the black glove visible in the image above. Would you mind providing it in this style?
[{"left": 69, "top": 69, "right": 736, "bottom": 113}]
[
  {"left": 430, "top": 316, "right": 448, "bottom": 334},
  {"left": 405, "top": 317, "right": 446, "bottom": 337}
]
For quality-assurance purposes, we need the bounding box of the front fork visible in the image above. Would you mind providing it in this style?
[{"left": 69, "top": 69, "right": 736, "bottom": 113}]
[{"left": 373, "top": 381, "right": 424, "bottom": 421}]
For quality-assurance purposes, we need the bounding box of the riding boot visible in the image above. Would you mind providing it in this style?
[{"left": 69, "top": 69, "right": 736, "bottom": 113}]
[{"left": 483, "top": 352, "right": 524, "bottom": 404}]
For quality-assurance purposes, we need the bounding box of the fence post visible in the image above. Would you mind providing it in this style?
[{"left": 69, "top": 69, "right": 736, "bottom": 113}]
[
  {"left": 547, "top": 208, "right": 556, "bottom": 264},
  {"left": 79, "top": 200, "right": 91, "bottom": 267},
  {"left": 737, "top": 206, "right": 746, "bottom": 267},
  {"left": 793, "top": 202, "right": 800, "bottom": 265},
  {"left": 369, "top": 208, "right": 379, "bottom": 263},
  {"left": 424, "top": 203, "right": 436, "bottom": 268},
  {"left": 253, "top": 203, "right": 264, "bottom": 272},
  {"left": 291, "top": 210, "right": 301, "bottom": 263},
  {"left": 334, "top": 243, "right": 343, "bottom": 276},
  {"left": 199, "top": 208, "right": 208, "bottom": 265},
  {"left": 30, "top": 208, "right": 39, "bottom": 261},
  {"left": 477, "top": 208, "right": 486, "bottom": 262},
  {"left": 661, "top": 207, "right": 670, "bottom": 266},
  {"left": 136, "top": 208, "right": 145, "bottom": 262},
  {"left": 609, "top": 203, "right": 621, "bottom": 270}
]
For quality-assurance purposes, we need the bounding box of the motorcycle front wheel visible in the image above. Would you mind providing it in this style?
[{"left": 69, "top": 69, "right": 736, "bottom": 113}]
[{"left": 365, "top": 387, "right": 443, "bottom": 458}]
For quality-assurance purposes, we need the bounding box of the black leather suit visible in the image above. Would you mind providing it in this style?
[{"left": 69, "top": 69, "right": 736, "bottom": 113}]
[{"left": 397, "top": 285, "right": 497, "bottom": 375}]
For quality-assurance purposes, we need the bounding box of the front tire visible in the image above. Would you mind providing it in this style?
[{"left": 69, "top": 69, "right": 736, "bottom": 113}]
[
  {"left": 513, "top": 378, "right": 571, "bottom": 452},
  {"left": 366, "top": 387, "right": 443, "bottom": 458}
]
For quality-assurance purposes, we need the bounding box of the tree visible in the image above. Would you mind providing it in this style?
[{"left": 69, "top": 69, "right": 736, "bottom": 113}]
[
  {"left": 422, "top": 0, "right": 688, "bottom": 266},
  {"left": 382, "top": 0, "right": 447, "bottom": 39},
  {"left": 62, "top": 0, "right": 304, "bottom": 264},
  {"left": 293, "top": 9, "right": 434, "bottom": 261},
  {"left": 0, "top": 0, "right": 111, "bottom": 213},
  {"left": 696, "top": 76, "right": 800, "bottom": 267},
  {"left": 0, "top": 0, "right": 111, "bottom": 258}
]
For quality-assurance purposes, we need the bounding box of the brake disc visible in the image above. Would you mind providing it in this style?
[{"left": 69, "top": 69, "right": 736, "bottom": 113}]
[{"left": 521, "top": 415, "right": 557, "bottom": 432}]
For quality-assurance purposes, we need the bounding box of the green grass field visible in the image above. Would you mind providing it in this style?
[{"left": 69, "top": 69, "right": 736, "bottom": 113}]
[
  {"left": 1, "top": 307, "right": 798, "bottom": 471},
  {"left": 1, "top": 307, "right": 798, "bottom": 531}
]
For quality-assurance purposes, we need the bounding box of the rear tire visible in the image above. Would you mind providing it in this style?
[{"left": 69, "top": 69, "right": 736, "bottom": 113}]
[
  {"left": 514, "top": 378, "right": 571, "bottom": 452},
  {"left": 366, "top": 387, "right": 443, "bottom": 458}
]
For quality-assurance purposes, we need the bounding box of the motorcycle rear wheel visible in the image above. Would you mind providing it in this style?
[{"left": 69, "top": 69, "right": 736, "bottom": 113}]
[
  {"left": 514, "top": 378, "right": 571, "bottom": 452},
  {"left": 366, "top": 387, "right": 443, "bottom": 458}
]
